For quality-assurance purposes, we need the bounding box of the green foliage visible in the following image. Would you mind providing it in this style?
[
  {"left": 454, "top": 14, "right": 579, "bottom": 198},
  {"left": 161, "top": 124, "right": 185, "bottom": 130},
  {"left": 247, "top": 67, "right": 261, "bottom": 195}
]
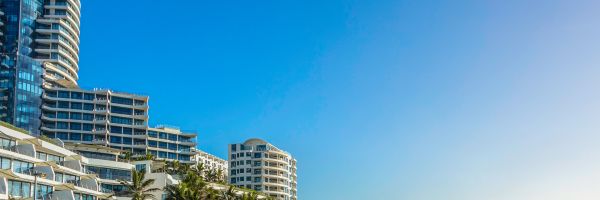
[
  {"left": 119, "top": 169, "right": 161, "bottom": 200},
  {"left": 163, "top": 162, "right": 266, "bottom": 200},
  {"left": 0, "top": 120, "right": 29, "bottom": 134}
]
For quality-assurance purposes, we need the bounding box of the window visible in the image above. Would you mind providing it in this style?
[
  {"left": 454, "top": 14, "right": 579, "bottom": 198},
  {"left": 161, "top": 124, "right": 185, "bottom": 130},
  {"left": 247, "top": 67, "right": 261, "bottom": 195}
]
[
  {"left": 110, "top": 126, "right": 122, "bottom": 134},
  {"left": 87, "top": 166, "right": 131, "bottom": 180},
  {"left": 0, "top": 138, "right": 15, "bottom": 150},
  {"left": 84, "top": 93, "right": 95, "bottom": 100},
  {"left": 71, "top": 102, "right": 82, "bottom": 109},
  {"left": 70, "top": 112, "right": 81, "bottom": 120},
  {"left": 83, "top": 134, "right": 93, "bottom": 141},
  {"left": 168, "top": 134, "right": 177, "bottom": 141},
  {"left": 148, "top": 141, "right": 157, "bottom": 147},
  {"left": 36, "top": 184, "right": 53, "bottom": 198},
  {"left": 55, "top": 173, "right": 64, "bottom": 182},
  {"left": 110, "top": 136, "right": 122, "bottom": 144},
  {"left": 148, "top": 131, "right": 157, "bottom": 138},
  {"left": 110, "top": 116, "right": 132, "bottom": 125},
  {"left": 70, "top": 123, "right": 81, "bottom": 130},
  {"left": 110, "top": 106, "right": 132, "bottom": 115},
  {"left": 70, "top": 133, "right": 81, "bottom": 140},
  {"left": 12, "top": 160, "right": 33, "bottom": 174},
  {"left": 136, "top": 164, "right": 146, "bottom": 172},
  {"left": 122, "top": 137, "right": 132, "bottom": 145},
  {"left": 57, "top": 112, "right": 68, "bottom": 119},
  {"left": 71, "top": 92, "right": 82, "bottom": 99},
  {"left": 158, "top": 151, "right": 167, "bottom": 158},
  {"left": 83, "top": 103, "right": 94, "bottom": 111},
  {"left": 57, "top": 122, "right": 68, "bottom": 129},
  {"left": 254, "top": 153, "right": 262, "bottom": 158},
  {"left": 82, "top": 123, "right": 93, "bottom": 131},
  {"left": 158, "top": 142, "right": 168, "bottom": 149},
  {"left": 159, "top": 132, "right": 168, "bottom": 139},
  {"left": 111, "top": 97, "right": 133, "bottom": 105},
  {"left": 122, "top": 128, "right": 132, "bottom": 135},
  {"left": 82, "top": 113, "right": 94, "bottom": 121},
  {"left": 8, "top": 180, "right": 31, "bottom": 197},
  {"left": 231, "top": 145, "right": 237, "bottom": 152},
  {"left": 0, "top": 156, "right": 11, "bottom": 169},
  {"left": 58, "top": 91, "right": 69, "bottom": 98}
]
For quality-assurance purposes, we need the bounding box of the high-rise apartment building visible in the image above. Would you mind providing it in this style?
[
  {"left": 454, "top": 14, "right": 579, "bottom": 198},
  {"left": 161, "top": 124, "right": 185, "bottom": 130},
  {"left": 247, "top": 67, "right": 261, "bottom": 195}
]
[
  {"left": 0, "top": 0, "right": 81, "bottom": 134},
  {"left": 40, "top": 87, "right": 197, "bottom": 163},
  {"left": 40, "top": 87, "right": 150, "bottom": 156},
  {"left": 228, "top": 139, "right": 297, "bottom": 200}
]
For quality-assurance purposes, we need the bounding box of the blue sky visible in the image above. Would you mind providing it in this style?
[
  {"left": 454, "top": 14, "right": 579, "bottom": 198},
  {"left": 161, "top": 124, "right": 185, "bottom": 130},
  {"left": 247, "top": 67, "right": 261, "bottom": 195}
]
[{"left": 79, "top": 0, "right": 600, "bottom": 199}]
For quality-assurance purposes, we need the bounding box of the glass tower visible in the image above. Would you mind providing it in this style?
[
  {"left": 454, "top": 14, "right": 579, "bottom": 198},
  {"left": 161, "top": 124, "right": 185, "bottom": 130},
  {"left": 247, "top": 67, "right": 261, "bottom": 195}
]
[{"left": 0, "top": 0, "right": 81, "bottom": 135}]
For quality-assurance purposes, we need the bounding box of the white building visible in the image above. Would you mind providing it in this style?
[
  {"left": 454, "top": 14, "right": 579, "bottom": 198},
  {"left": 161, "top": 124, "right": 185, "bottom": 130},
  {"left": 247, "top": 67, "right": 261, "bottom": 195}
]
[
  {"left": 0, "top": 122, "right": 112, "bottom": 200},
  {"left": 192, "top": 149, "right": 228, "bottom": 176},
  {"left": 228, "top": 139, "right": 297, "bottom": 200},
  {"left": 64, "top": 143, "right": 134, "bottom": 198}
]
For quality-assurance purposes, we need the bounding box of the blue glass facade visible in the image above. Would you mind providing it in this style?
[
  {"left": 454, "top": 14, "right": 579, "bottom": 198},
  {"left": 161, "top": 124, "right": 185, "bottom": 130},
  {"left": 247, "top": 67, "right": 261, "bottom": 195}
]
[{"left": 0, "top": 0, "right": 45, "bottom": 135}]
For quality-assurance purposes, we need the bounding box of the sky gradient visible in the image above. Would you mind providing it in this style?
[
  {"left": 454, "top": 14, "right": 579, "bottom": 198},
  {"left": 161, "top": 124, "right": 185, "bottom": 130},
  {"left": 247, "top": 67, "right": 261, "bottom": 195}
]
[{"left": 78, "top": 0, "right": 600, "bottom": 199}]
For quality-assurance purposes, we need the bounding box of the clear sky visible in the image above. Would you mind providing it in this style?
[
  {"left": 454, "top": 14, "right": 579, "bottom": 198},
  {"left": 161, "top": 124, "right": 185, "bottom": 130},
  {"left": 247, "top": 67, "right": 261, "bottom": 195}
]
[{"left": 79, "top": 0, "right": 600, "bottom": 199}]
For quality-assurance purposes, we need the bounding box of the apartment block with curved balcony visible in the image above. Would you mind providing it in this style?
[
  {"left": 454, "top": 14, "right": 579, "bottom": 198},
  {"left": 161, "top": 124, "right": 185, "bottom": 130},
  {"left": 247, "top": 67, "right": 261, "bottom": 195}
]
[
  {"left": 228, "top": 139, "right": 297, "bottom": 200},
  {"left": 0, "top": 123, "right": 112, "bottom": 200},
  {"left": 40, "top": 87, "right": 150, "bottom": 156},
  {"left": 35, "top": 0, "right": 82, "bottom": 88},
  {"left": 0, "top": 0, "right": 82, "bottom": 133}
]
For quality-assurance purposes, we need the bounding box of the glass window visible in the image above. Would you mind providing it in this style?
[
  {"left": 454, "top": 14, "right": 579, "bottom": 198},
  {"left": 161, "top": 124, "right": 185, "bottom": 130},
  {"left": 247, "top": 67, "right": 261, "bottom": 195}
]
[
  {"left": 83, "top": 134, "right": 93, "bottom": 141},
  {"left": 83, "top": 103, "right": 94, "bottom": 111},
  {"left": 84, "top": 93, "right": 95, "bottom": 100},
  {"left": 57, "top": 112, "right": 69, "bottom": 119},
  {"left": 58, "top": 91, "right": 70, "bottom": 98},
  {"left": 111, "top": 97, "right": 133, "bottom": 105},
  {"left": 71, "top": 102, "right": 82, "bottom": 109},
  {"left": 70, "top": 133, "right": 81, "bottom": 141},
  {"left": 71, "top": 92, "right": 82, "bottom": 99},
  {"left": 0, "top": 156, "right": 12, "bottom": 169},
  {"left": 70, "top": 123, "right": 81, "bottom": 130},
  {"left": 110, "top": 136, "right": 122, "bottom": 144},
  {"left": 122, "top": 137, "right": 132, "bottom": 145}
]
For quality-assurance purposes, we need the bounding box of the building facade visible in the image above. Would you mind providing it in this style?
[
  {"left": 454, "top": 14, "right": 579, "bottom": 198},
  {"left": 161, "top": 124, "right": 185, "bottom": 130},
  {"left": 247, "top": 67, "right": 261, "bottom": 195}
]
[
  {"left": 0, "top": 122, "right": 112, "bottom": 200},
  {"left": 40, "top": 87, "right": 150, "bottom": 156},
  {"left": 39, "top": 87, "right": 197, "bottom": 163},
  {"left": 64, "top": 143, "right": 134, "bottom": 198},
  {"left": 0, "top": 0, "right": 81, "bottom": 134},
  {"left": 228, "top": 139, "right": 297, "bottom": 200},
  {"left": 147, "top": 126, "right": 196, "bottom": 163},
  {"left": 193, "top": 149, "right": 228, "bottom": 176}
]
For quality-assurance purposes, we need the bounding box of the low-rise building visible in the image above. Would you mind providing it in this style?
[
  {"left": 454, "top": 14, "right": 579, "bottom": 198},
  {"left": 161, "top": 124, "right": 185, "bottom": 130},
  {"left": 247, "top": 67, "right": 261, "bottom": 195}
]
[
  {"left": 146, "top": 126, "right": 196, "bottom": 164},
  {"left": 228, "top": 138, "right": 297, "bottom": 200},
  {"left": 193, "top": 149, "right": 228, "bottom": 176},
  {"left": 0, "top": 123, "right": 112, "bottom": 200},
  {"left": 65, "top": 143, "right": 134, "bottom": 198}
]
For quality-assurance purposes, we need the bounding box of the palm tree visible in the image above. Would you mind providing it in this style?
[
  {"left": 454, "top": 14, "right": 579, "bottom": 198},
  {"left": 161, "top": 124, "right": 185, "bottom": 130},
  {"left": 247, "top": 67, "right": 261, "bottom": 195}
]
[
  {"left": 164, "top": 171, "right": 211, "bottom": 200},
  {"left": 238, "top": 192, "right": 260, "bottom": 200},
  {"left": 220, "top": 185, "right": 238, "bottom": 200},
  {"left": 119, "top": 169, "right": 161, "bottom": 200}
]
